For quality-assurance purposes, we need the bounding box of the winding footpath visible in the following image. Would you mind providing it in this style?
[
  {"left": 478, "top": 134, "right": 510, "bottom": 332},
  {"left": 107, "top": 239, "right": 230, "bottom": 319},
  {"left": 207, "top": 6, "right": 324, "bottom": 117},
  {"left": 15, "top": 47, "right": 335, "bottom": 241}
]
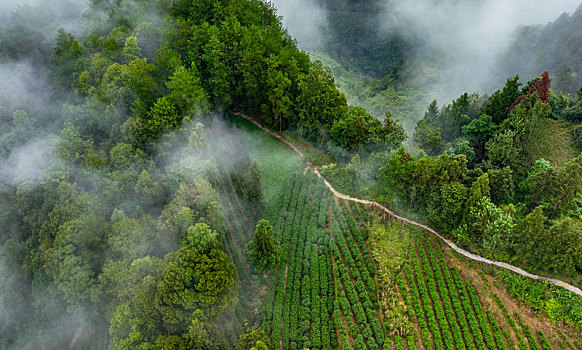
[{"left": 235, "top": 112, "right": 582, "bottom": 297}]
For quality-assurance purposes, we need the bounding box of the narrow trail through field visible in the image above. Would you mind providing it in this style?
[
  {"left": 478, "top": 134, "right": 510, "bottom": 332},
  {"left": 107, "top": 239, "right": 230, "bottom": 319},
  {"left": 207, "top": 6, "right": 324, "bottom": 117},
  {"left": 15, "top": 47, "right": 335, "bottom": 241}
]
[{"left": 234, "top": 112, "right": 582, "bottom": 297}]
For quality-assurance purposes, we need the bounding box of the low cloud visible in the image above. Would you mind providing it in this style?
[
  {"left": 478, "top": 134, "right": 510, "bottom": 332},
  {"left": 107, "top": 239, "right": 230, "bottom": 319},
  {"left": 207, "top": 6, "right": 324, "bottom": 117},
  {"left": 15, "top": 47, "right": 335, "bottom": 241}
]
[
  {"left": 269, "top": 0, "right": 328, "bottom": 50},
  {"left": 380, "top": 0, "right": 581, "bottom": 102},
  {"left": 0, "top": 138, "right": 57, "bottom": 186}
]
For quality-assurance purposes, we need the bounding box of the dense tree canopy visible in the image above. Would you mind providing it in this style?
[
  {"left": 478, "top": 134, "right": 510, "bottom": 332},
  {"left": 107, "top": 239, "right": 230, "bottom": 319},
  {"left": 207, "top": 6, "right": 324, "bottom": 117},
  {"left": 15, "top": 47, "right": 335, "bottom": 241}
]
[{"left": 395, "top": 70, "right": 582, "bottom": 274}]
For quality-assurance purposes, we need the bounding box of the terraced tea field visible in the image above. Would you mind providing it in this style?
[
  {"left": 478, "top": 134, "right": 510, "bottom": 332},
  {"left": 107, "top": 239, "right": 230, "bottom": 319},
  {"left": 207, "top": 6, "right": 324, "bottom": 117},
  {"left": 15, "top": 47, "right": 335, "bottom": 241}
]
[{"left": 213, "top": 116, "right": 582, "bottom": 350}]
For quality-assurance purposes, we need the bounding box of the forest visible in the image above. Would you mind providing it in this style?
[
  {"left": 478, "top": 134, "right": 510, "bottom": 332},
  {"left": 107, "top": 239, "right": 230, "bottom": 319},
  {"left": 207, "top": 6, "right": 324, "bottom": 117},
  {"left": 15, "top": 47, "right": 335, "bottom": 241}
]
[{"left": 2, "top": 0, "right": 582, "bottom": 349}]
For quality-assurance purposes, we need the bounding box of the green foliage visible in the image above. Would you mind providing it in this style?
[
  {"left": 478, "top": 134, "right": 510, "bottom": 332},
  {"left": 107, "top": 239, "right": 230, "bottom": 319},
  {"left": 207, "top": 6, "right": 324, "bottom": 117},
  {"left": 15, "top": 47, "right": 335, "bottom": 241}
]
[
  {"left": 0, "top": 0, "right": 346, "bottom": 348},
  {"left": 166, "top": 65, "right": 209, "bottom": 119},
  {"left": 262, "top": 55, "right": 294, "bottom": 132},
  {"left": 6, "top": 0, "right": 582, "bottom": 348},
  {"left": 146, "top": 96, "right": 181, "bottom": 139},
  {"left": 122, "top": 58, "right": 158, "bottom": 110},
  {"left": 415, "top": 94, "right": 483, "bottom": 156},
  {"left": 483, "top": 75, "right": 521, "bottom": 124},
  {"left": 330, "top": 106, "right": 373, "bottom": 151},
  {"left": 499, "top": 268, "right": 582, "bottom": 332},
  {"left": 426, "top": 181, "right": 467, "bottom": 232},
  {"left": 520, "top": 156, "right": 582, "bottom": 218},
  {"left": 244, "top": 159, "right": 265, "bottom": 216},
  {"left": 158, "top": 224, "right": 236, "bottom": 315},
  {"left": 445, "top": 139, "right": 475, "bottom": 163},
  {"left": 296, "top": 60, "right": 348, "bottom": 133},
  {"left": 414, "top": 120, "right": 444, "bottom": 156},
  {"left": 123, "top": 36, "right": 142, "bottom": 62},
  {"left": 50, "top": 28, "right": 86, "bottom": 95},
  {"left": 462, "top": 113, "right": 497, "bottom": 160},
  {"left": 247, "top": 219, "right": 280, "bottom": 271},
  {"left": 369, "top": 221, "right": 410, "bottom": 281},
  {"left": 379, "top": 149, "right": 468, "bottom": 215},
  {"left": 461, "top": 194, "right": 515, "bottom": 256},
  {"left": 330, "top": 106, "right": 405, "bottom": 154},
  {"left": 249, "top": 340, "right": 269, "bottom": 350},
  {"left": 487, "top": 167, "right": 514, "bottom": 205},
  {"left": 485, "top": 130, "right": 524, "bottom": 171},
  {"left": 237, "top": 328, "right": 271, "bottom": 350},
  {"left": 380, "top": 112, "right": 408, "bottom": 149},
  {"left": 109, "top": 211, "right": 157, "bottom": 261}
]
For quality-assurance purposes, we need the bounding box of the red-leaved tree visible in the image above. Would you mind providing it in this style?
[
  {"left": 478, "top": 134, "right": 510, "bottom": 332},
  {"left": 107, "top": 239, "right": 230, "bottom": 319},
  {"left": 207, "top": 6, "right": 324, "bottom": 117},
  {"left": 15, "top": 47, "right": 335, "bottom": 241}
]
[{"left": 507, "top": 71, "right": 552, "bottom": 114}]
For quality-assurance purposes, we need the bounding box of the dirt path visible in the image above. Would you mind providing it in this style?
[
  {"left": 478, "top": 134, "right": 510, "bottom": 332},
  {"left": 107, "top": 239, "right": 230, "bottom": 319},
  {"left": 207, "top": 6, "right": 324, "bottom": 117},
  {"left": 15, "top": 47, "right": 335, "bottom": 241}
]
[{"left": 235, "top": 112, "right": 582, "bottom": 297}]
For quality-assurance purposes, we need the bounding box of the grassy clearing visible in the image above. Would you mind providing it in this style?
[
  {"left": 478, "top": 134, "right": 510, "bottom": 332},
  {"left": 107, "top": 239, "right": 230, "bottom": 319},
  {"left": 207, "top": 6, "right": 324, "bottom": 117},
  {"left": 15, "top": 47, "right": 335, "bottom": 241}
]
[
  {"left": 226, "top": 114, "right": 304, "bottom": 209},
  {"left": 282, "top": 131, "right": 334, "bottom": 167},
  {"left": 526, "top": 119, "right": 577, "bottom": 168}
]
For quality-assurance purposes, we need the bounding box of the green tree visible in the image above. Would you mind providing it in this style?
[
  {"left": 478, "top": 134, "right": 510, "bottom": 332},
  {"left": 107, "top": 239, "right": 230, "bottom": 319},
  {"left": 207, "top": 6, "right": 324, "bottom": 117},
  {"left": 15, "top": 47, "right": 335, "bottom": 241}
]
[
  {"left": 483, "top": 75, "right": 521, "bottom": 124},
  {"left": 487, "top": 167, "right": 514, "bottom": 205},
  {"left": 462, "top": 173, "right": 490, "bottom": 229},
  {"left": 44, "top": 219, "right": 104, "bottom": 307},
  {"left": 296, "top": 60, "right": 348, "bottom": 134},
  {"left": 262, "top": 54, "right": 293, "bottom": 132},
  {"left": 108, "top": 210, "right": 157, "bottom": 261},
  {"left": 470, "top": 197, "right": 514, "bottom": 255},
  {"left": 445, "top": 139, "right": 475, "bottom": 163},
  {"left": 166, "top": 65, "right": 209, "bottom": 119},
  {"left": 378, "top": 148, "right": 416, "bottom": 204},
  {"left": 485, "top": 130, "right": 527, "bottom": 175},
  {"left": 247, "top": 219, "right": 280, "bottom": 271},
  {"left": 414, "top": 120, "right": 444, "bottom": 156},
  {"left": 520, "top": 159, "right": 559, "bottom": 212},
  {"left": 184, "top": 223, "right": 219, "bottom": 252},
  {"left": 122, "top": 58, "right": 158, "bottom": 113},
  {"left": 158, "top": 178, "right": 226, "bottom": 252},
  {"left": 50, "top": 29, "right": 85, "bottom": 95},
  {"left": 462, "top": 113, "right": 497, "bottom": 160},
  {"left": 146, "top": 96, "right": 181, "bottom": 139},
  {"left": 330, "top": 106, "right": 379, "bottom": 152},
  {"left": 544, "top": 217, "right": 582, "bottom": 275},
  {"left": 157, "top": 224, "right": 236, "bottom": 318},
  {"left": 237, "top": 328, "right": 271, "bottom": 350},
  {"left": 437, "top": 93, "right": 473, "bottom": 142},
  {"left": 123, "top": 36, "right": 142, "bottom": 62},
  {"left": 514, "top": 206, "right": 547, "bottom": 269},
  {"left": 202, "top": 25, "right": 230, "bottom": 107},
  {"left": 244, "top": 159, "right": 265, "bottom": 215},
  {"left": 550, "top": 155, "right": 582, "bottom": 217},
  {"left": 426, "top": 181, "right": 467, "bottom": 232},
  {"left": 378, "top": 111, "right": 407, "bottom": 149},
  {"left": 154, "top": 335, "right": 186, "bottom": 350},
  {"left": 57, "top": 123, "right": 95, "bottom": 163},
  {"left": 424, "top": 100, "right": 439, "bottom": 123},
  {"left": 250, "top": 341, "right": 269, "bottom": 350}
]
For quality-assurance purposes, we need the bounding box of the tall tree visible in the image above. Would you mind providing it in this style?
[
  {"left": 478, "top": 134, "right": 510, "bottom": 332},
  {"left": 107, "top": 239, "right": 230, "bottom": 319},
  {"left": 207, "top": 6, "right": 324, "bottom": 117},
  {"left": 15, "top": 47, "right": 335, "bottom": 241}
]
[
  {"left": 247, "top": 219, "right": 280, "bottom": 271},
  {"left": 244, "top": 159, "right": 265, "bottom": 216},
  {"left": 262, "top": 54, "right": 293, "bottom": 132}
]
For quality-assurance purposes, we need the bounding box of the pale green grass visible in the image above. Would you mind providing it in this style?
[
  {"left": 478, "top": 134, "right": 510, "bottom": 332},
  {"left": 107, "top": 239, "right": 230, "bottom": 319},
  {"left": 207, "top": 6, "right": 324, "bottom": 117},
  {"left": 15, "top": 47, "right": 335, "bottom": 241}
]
[
  {"left": 227, "top": 115, "right": 304, "bottom": 209},
  {"left": 526, "top": 119, "right": 577, "bottom": 168}
]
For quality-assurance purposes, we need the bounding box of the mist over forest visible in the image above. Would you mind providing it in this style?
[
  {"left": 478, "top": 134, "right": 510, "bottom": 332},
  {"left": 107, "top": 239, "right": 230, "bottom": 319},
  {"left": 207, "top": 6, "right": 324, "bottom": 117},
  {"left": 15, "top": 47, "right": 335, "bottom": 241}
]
[
  {"left": 2, "top": 0, "right": 582, "bottom": 349},
  {"left": 274, "top": 0, "right": 581, "bottom": 102}
]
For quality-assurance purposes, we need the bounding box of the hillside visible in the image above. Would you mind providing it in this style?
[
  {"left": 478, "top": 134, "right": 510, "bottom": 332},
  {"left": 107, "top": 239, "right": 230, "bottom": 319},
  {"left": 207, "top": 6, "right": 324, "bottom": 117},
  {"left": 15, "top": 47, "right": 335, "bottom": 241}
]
[
  {"left": 240, "top": 110, "right": 582, "bottom": 350},
  {"left": 315, "top": 0, "right": 412, "bottom": 78},
  {"left": 498, "top": 4, "right": 582, "bottom": 93}
]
